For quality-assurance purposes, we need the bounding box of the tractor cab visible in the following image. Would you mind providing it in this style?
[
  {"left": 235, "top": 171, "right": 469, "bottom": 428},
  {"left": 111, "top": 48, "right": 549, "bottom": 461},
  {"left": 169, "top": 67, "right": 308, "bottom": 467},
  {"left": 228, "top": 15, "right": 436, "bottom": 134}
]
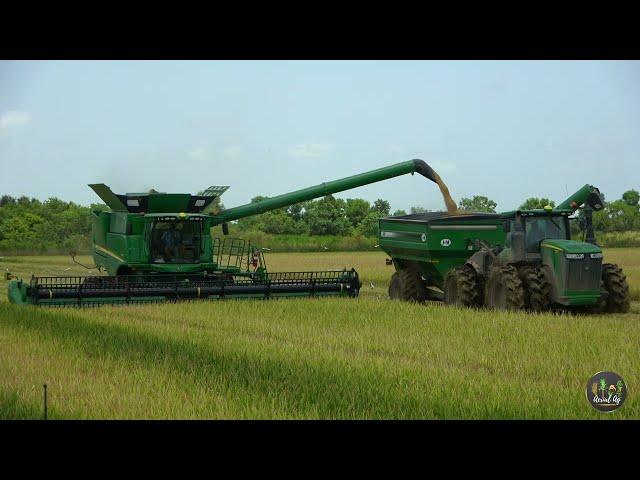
[
  {"left": 523, "top": 215, "right": 569, "bottom": 253},
  {"left": 503, "top": 210, "right": 571, "bottom": 256},
  {"left": 501, "top": 209, "right": 573, "bottom": 263}
]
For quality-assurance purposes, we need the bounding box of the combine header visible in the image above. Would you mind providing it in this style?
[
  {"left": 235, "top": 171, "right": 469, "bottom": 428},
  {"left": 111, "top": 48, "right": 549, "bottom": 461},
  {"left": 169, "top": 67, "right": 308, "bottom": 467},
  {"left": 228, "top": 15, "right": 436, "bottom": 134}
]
[{"left": 8, "top": 159, "right": 440, "bottom": 306}]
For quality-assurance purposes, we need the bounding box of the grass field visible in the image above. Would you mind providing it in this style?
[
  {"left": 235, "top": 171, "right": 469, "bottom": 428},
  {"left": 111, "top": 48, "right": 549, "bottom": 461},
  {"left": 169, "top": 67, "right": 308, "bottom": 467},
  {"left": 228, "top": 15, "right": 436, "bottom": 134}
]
[{"left": 1, "top": 250, "right": 639, "bottom": 419}]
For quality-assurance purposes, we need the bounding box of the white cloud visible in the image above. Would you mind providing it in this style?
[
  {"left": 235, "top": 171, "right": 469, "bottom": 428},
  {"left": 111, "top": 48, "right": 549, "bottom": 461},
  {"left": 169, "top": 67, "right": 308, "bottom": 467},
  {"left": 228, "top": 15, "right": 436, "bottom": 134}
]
[
  {"left": 0, "top": 110, "right": 31, "bottom": 129},
  {"left": 222, "top": 146, "right": 243, "bottom": 158},
  {"left": 288, "top": 143, "right": 334, "bottom": 158},
  {"left": 188, "top": 146, "right": 207, "bottom": 159}
]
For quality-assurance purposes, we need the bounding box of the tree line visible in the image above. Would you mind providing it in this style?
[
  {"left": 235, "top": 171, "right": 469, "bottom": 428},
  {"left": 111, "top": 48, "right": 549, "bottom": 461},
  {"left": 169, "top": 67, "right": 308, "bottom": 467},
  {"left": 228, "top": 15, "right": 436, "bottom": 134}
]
[{"left": 0, "top": 189, "right": 638, "bottom": 253}]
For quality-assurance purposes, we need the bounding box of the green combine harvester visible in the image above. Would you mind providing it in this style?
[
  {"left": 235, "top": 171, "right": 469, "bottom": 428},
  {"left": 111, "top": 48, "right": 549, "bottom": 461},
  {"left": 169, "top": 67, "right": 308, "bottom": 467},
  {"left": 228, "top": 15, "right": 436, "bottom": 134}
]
[
  {"left": 379, "top": 185, "right": 631, "bottom": 313},
  {"left": 8, "top": 159, "right": 440, "bottom": 306}
]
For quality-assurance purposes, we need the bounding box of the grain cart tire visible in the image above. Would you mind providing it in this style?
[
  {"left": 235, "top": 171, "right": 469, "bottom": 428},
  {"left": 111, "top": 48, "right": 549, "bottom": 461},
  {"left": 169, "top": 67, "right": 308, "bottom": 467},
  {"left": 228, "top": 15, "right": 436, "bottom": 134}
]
[
  {"left": 518, "top": 266, "right": 551, "bottom": 312},
  {"left": 443, "top": 266, "right": 481, "bottom": 307},
  {"left": 599, "top": 263, "right": 630, "bottom": 313},
  {"left": 484, "top": 265, "right": 525, "bottom": 311},
  {"left": 388, "top": 269, "right": 426, "bottom": 302}
]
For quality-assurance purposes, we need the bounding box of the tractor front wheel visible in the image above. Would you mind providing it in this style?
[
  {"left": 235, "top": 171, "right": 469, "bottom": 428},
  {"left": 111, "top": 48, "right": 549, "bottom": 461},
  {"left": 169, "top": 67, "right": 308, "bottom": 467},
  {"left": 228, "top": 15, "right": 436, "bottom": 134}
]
[
  {"left": 443, "top": 266, "right": 481, "bottom": 307},
  {"left": 388, "top": 269, "right": 426, "bottom": 302},
  {"left": 484, "top": 265, "right": 525, "bottom": 311},
  {"left": 597, "top": 263, "right": 631, "bottom": 313}
]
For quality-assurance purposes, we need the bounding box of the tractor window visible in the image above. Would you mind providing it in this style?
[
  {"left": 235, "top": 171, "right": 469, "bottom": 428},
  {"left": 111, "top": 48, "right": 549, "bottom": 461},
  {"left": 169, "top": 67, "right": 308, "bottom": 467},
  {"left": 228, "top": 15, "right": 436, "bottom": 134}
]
[
  {"left": 504, "top": 220, "right": 516, "bottom": 248},
  {"left": 525, "top": 217, "right": 568, "bottom": 253},
  {"left": 150, "top": 220, "right": 202, "bottom": 263}
]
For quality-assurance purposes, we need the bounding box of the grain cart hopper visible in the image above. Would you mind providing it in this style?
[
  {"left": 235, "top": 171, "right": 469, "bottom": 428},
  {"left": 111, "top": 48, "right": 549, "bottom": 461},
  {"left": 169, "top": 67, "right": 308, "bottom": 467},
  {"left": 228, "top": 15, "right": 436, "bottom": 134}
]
[
  {"left": 380, "top": 184, "right": 630, "bottom": 313},
  {"left": 8, "top": 159, "right": 440, "bottom": 306}
]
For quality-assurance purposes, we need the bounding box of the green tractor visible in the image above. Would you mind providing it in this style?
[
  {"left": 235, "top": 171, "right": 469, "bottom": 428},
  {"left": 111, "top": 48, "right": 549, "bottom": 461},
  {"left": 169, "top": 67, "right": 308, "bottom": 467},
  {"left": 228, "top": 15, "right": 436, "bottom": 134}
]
[
  {"left": 8, "top": 159, "right": 439, "bottom": 306},
  {"left": 380, "top": 184, "right": 631, "bottom": 313}
]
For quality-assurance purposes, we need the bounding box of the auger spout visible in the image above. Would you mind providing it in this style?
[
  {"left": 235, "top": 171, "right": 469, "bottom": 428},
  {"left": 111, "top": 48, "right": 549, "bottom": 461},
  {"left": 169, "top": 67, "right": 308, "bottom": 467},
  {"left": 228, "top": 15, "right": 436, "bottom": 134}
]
[{"left": 215, "top": 159, "right": 447, "bottom": 225}]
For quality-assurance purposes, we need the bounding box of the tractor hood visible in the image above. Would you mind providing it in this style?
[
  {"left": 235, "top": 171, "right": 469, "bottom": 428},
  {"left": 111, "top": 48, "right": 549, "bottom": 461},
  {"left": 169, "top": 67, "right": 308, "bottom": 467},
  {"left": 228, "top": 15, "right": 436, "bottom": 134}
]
[{"left": 540, "top": 239, "right": 602, "bottom": 255}]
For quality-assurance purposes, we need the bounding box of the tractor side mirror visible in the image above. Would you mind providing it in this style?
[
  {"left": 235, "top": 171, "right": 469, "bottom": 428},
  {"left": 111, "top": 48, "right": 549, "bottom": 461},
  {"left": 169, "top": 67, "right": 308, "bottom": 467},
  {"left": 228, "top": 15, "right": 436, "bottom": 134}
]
[{"left": 222, "top": 223, "right": 229, "bottom": 235}]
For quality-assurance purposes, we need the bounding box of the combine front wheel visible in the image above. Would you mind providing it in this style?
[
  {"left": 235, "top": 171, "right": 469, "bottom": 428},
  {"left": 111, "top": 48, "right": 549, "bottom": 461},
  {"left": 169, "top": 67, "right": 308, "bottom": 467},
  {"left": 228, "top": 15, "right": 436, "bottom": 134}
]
[
  {"left": 484, "top": 265, "right": 525, "bottom": 311},
  {"left": 443, "top": 266, "right": 481, "bottom": 307},
  {"left": 388, "top": 269, "right": 426, "bottom": 302}
]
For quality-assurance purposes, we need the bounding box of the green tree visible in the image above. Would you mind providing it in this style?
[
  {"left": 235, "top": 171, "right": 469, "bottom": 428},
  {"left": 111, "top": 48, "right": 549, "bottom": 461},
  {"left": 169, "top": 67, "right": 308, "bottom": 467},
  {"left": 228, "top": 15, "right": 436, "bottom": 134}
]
[
  {"left": 392, "top": 209, "right": 407, "bottom": 216},
  {"left": 256, "top": 209, "right": 301, "bottom": 234},
  {"left": 0, "top": 195, "right": 15, "bottom": 207},
  {"left": 372, "top": 199, "right": 391, "bottom": 216},
  {"left": 287, "top": 202, "right": 309, "bottom": 222},
  {"left": 622, "top": 189, "right": 639, "bottom": 207},
  {"left": 305, "top": 195, "right": 352, "bottom": 235},
  {"left": 356, "top": 211, "right": 382, "bottom": 236},
  {"left": 410, "top": 206, "right": 429, "bottom": 214},
  {"left": 519, "top": 198, "right": 556, "bottom": 210},
  {"left": 345, "top": 198, "right": 371, "bottom": 228},
  {"left": 458, "top": 195, "right": 497, "bottom": 213},
  {"left": 593, "top": 199, "right": 640, "bottom": 232},
  {"left": 235, "top": 196, "right": 270, "bottom": 231}
]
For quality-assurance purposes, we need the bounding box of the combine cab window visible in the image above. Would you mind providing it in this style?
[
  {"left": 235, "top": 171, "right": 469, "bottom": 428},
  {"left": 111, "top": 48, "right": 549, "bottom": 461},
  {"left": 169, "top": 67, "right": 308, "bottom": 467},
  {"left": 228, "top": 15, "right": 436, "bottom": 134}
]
[
  {"left": 525, "top": 217, "right": 568, "bottom": 253},
  {"left": 150, "top": 220, "right": 202, "bottom": 263}
]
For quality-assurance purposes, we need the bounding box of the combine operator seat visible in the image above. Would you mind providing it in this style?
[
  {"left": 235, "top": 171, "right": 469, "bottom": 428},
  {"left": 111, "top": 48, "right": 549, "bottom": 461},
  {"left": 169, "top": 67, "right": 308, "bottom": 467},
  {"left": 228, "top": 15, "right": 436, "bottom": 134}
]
[{"left": 150, "top": 219, "right": 203, "bottom": 264}]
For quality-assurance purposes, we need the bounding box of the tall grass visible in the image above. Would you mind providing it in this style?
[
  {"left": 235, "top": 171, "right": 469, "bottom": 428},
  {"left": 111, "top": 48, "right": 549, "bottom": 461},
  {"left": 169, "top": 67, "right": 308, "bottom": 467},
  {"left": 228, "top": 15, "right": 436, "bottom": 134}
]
[
  {"left": 597, "top": 231, "right": 640, "bottom": 248},
  {"left": 0, "top": 251, "right": 638, "bottom": 419}
]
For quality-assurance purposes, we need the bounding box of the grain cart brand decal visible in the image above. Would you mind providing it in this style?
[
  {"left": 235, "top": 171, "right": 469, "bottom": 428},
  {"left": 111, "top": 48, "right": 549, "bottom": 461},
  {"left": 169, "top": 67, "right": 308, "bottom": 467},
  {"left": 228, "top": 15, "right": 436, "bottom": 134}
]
[
  {"left": 586, "top": 371, "right": 627, "bottom": 412},
  {"left": 440, "top": 238, "right": 451, "bottom": 247},
  {"left": 421, "top": 233, "right": 427, "bottom": 242}
]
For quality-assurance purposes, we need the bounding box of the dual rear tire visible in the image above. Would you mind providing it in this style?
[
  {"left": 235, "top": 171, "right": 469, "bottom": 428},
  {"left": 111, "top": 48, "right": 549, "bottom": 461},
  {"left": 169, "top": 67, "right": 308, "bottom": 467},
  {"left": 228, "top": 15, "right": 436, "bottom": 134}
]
[
  {"left": 443, "top": 266, "right": 481, "bottom": 307},
  {"left": 444, "top": 264, "right": 550, "bottom": 311},
  {"left": 391, "top": 262, "right": 631, "bottom": 313}
]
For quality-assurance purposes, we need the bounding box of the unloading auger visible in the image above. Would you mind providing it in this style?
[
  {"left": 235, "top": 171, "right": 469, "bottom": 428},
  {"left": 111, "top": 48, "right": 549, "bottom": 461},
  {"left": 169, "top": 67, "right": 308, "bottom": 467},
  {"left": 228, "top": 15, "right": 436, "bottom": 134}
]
[{"left": 8, "top": 159, "right": 441, "bottom": 306}]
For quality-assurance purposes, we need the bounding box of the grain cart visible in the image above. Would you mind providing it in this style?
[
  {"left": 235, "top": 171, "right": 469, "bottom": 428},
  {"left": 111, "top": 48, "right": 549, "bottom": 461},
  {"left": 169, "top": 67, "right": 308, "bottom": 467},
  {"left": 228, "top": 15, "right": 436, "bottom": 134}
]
[
  {"left": 380, "top": 185, "right": 630, "bottom": 313},
  {"left": 8, "top": 159, "right": 439, "bottom": 306}
]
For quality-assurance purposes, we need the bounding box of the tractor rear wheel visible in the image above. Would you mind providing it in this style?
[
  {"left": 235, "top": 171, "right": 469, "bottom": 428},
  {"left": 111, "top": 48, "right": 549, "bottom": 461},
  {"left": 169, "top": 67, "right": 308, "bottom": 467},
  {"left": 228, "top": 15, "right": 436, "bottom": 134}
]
[
  {"left": 443, "top": 266, "right": 481, "bottom": 307},
  {"left": 388, "top": 269, "right": 426, "bottom": 302},
  {"left": 598, "top": 263, "right": 630, "bottom": 313},
  {"left": 518, "top": 266, "right": 551, "bottom": 312},
  {"left": 484, "top": 265, "right": 525, "bottom": 311}
]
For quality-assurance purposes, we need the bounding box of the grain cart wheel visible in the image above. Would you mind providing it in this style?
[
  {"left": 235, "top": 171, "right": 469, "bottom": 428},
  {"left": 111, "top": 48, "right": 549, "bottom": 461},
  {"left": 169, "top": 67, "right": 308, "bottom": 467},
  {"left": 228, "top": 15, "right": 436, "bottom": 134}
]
[
  {"left": 388, "top": 269, "right": 426, "bottom": 302},
  {"left": 599, "top": 263, "right": 631, "bottom": 313},
  {"left": 518, "top": 266, "right": 551, "bottom": 312},
  {"left": 484, "top": 265, "right": 525, "bottom": 311},
  {"left": 443, "top": 266, "right": 481, "bottom": 307}
]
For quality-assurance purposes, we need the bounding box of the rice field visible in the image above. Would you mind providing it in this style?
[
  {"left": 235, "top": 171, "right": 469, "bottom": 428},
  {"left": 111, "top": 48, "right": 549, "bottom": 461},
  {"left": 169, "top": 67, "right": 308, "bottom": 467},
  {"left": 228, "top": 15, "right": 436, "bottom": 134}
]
[{"left": 1, "top": 249, "right": 639, "bottom": 419}]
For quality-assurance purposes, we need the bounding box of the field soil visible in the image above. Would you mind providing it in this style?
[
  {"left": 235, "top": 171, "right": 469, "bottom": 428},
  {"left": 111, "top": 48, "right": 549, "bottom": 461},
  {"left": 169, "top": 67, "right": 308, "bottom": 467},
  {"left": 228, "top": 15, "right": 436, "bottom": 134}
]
[{"left": 1, "top": 250, "right": 638, "bottom": 419}]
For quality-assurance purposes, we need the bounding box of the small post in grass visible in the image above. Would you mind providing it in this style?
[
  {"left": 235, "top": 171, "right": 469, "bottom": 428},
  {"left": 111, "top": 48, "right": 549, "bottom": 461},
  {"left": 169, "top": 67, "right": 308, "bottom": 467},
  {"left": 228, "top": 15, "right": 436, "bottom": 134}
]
[{"left": 43, "top": 384, "right": 48, "bottom": 420}]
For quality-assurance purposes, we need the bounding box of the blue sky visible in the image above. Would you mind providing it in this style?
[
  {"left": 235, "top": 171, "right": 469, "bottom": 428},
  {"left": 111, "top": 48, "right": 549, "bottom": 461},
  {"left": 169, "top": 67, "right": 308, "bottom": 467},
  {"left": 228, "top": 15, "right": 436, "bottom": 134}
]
[{"left": 0, "top": 60, "right": 638, "bottom": 213}]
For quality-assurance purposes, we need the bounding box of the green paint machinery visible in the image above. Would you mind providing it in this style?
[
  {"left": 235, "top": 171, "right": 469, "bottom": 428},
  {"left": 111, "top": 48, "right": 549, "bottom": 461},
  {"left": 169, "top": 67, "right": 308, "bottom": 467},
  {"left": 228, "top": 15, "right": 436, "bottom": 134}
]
[{"left": 8, "top": 159, "right": 439, "bottom": 306}]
